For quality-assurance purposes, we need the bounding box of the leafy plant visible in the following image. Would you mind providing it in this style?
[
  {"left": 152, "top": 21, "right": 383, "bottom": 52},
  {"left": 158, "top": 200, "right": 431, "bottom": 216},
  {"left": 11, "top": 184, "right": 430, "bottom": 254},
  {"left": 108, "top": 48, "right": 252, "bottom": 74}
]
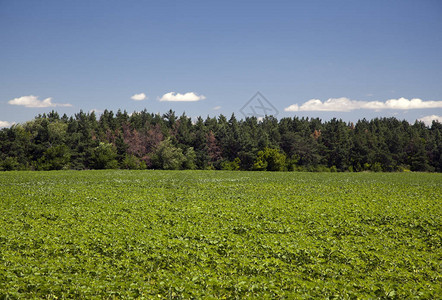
[{"left": 0, "top": 171, "right": 440, "bottom": 298}]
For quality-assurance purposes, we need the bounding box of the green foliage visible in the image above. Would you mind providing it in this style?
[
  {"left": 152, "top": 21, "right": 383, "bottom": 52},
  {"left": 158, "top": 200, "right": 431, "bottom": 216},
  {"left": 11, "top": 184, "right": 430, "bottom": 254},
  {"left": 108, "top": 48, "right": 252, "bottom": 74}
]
[
  {"left": 286, "top": 155, "right": 300, "bottom": 171},
  {"left": 0, "top": 171, "right": 440, "bottom": 298},
  {"left": 221, "top": 157, "right": 241, "bottom": 170},
  {"left": 371, "top": 162, "right": 383, "bottom": 172},
  {"left": 253, "top": 148, "right": 286, "bottom": 171},
  {"left": 121, "top": 154, "right": 146, "bottom": 170},
  {"left": 1, "top": 111, "right": 442, "bottom": 172},
  {"left": 37, "top": 145, "right": 71, "bottom": 170},
  {"left": 0, "top": 157, "right": 19, "bottom": 171},
  {"left": 47, "top": 121, "right": 68, "bottom": 143},
  {"left": 151, "top": 138, "right": 185, "bottom": 170},
  {"left": 252, "top": 155, "right": 267, "bottom": 171},
  {"left": 182, "top": 147, "right": 197, "bottom": 170},
  {"left": 90, "top": 142, "right": 118, "bottom": 169}
]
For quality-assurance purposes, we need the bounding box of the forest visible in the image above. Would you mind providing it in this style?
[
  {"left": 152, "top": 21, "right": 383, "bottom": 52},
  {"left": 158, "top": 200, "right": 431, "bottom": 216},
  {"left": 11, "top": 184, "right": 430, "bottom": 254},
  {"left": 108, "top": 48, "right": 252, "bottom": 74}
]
[{"left": 0, "top": 109, "right": 441, "bottom": 172}]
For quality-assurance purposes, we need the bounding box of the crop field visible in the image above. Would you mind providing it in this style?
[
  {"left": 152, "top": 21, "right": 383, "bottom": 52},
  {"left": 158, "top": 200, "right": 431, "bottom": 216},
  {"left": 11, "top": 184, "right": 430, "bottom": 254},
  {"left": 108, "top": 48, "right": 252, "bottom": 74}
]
[{"left": 0, "top": 171, "right": 440, "bottom": 299}]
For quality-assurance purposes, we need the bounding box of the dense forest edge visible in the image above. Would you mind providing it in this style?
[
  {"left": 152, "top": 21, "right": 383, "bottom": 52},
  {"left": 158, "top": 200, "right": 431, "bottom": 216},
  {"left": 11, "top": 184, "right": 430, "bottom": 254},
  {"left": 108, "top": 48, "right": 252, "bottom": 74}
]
[{"left": 1, "top": 109, "right": 441, "bottom": 172}]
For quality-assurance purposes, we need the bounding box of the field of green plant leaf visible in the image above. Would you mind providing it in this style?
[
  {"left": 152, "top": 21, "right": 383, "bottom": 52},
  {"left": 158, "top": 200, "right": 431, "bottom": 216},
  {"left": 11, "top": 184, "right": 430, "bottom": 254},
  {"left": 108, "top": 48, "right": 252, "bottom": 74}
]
[{"left": 0, "top": 171, "right": 440, "bottom": 298}]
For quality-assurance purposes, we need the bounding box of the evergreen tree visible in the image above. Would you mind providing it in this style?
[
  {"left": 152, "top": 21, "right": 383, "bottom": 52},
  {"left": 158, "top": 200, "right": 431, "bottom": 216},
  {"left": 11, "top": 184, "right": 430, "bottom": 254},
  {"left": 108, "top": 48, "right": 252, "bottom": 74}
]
[{"left": 0, "top": 108, "right": 440, "bottom": 173}]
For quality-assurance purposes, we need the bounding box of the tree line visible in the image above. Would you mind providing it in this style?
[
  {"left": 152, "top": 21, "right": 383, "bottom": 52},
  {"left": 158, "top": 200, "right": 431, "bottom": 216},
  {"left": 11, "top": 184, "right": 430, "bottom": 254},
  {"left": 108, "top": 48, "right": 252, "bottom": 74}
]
[{"left": 1, "top": 109, "right": 441, "bottom": 172}]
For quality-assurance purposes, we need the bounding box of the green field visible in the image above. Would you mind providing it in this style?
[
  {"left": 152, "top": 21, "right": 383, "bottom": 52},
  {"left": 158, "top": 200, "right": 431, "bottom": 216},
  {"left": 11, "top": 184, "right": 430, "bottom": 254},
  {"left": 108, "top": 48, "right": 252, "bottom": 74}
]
[{"left": 0, "top": 171, "right": 440, "bottom": 299}]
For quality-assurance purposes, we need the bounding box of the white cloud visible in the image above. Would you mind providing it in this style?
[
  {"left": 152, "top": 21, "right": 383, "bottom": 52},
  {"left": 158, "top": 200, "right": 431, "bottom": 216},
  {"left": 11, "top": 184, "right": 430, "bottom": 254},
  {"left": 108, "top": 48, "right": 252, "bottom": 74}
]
[
  {"left": 131, "top": 93, "right": 147, "bottom": 101},
  {"left": 8, "top": 95, "right": 72, "bottom": 108},
  {"left": 89, "top": 108, "right": 103, "bottom": 114},
  {"left": 284, "top": 104, "right": 300, "bottom": 112},
  {"left": 284, "top": 97, "right": 442, "bottom": 112},
  {"left": 213, "top": 106, "right": 221, "bottom": 110},
  {"left": 159, "top": 92, "right": 206, "bottom": 102},
  {"left": 418, "top": 115, "right": 442, "bottom": 126},
  {"left": 0, "top": 121, "right": 14, "bottom": 128}
]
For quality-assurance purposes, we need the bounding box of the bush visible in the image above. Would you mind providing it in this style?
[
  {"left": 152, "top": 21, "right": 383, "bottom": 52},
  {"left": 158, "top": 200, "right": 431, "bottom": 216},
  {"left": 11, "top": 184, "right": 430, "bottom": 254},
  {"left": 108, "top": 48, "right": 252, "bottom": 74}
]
[
  {"left": 91, "top": 142, "right": 119, "bottom": 169},
  {"left": 221, "top": 158, "right": 241, "bottom": 171},
  {"left": 122, "top": 154, "right": 146, "bottom": 170},
  {"left": 253, "top": 148, "right": 286, "bottom": 171},
  {"left": 0, "top": 157, "right": 19, "bottom": 171},
  {"left": 150, "top": 138, "right": 185, "bottom": 170},
  {"left": 37, "top": 145, "right": 71, "bottom": 170},
  {"left": 371, "top": 162, "right": 382, "bottom": 172},
  {"left": 183, "top": 147, "right": 197, "bottom": 170}
]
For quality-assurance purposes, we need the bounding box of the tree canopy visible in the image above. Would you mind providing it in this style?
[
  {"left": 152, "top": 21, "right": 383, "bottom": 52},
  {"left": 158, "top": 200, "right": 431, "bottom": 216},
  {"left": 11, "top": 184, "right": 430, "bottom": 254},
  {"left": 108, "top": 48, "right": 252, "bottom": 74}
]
[{"left": 1, "top": 110, "right": 441, "bottom": 172}]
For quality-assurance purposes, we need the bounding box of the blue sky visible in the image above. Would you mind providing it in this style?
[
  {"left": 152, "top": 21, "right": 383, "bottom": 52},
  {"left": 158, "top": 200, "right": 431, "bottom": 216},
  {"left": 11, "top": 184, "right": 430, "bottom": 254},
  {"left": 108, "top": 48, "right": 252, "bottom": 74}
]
[{"left": 1, "top": 0, "right": 441, "bottom": 127}]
